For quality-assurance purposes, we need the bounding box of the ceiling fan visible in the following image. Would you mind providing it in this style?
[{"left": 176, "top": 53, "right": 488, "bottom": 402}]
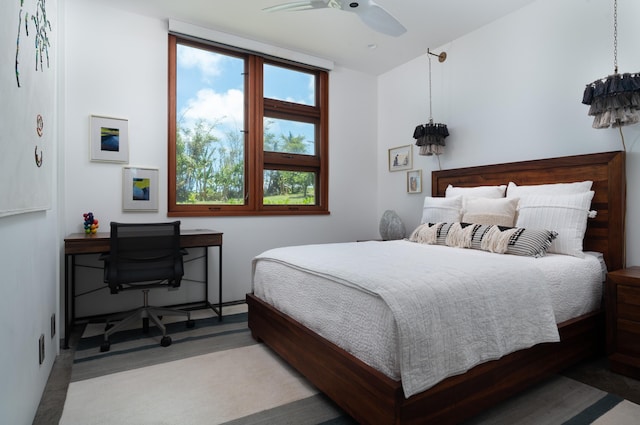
[{"left": 263, "top": 0, "right": 407, "bottom": 37}]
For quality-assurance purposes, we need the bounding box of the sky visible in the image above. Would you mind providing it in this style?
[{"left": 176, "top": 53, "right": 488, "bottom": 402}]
[{"left": 176, "top": 44, "right": 316, "bottom": 149}]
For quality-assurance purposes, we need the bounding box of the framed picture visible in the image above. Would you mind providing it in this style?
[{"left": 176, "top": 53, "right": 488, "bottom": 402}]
[
  {"left": 407, "top": 169, "right": 422, "bottom": 193},
  {"left": 90, "top": 115, "right": 129, "bottom": 163},
  {"left": 122, "top": 167, "right": 158, "bottom": 211},
  {"left": 388, "top": 145, "right": 412, "bottom": 171}
]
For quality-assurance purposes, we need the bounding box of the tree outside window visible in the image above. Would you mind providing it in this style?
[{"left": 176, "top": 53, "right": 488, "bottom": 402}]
[{"left": 168, "top": 35, "right": 329, "bottom": 216}]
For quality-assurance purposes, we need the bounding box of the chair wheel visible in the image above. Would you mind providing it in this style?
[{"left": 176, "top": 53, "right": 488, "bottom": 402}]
[
  {"left": 161, "top": 336, "right": 172, "bottom": 347},
  {"left": 100, "top": 341, "right": 111, "bottom": 352},
  {"left": 186, "top": 319, "right": 195, "bottom": 328}
]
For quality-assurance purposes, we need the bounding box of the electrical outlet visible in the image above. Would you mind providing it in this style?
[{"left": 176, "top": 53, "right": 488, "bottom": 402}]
[
  {"left": 38, "top": 334, "right": 45, "bottom": 365},
  {"left": 51, "top": 313, "right": 56, "bottom": 339}
]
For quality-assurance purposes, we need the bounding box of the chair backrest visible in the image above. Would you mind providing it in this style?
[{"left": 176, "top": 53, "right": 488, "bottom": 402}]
[{"left": 105, "top": 221, "right": 184, "bottom": 291}]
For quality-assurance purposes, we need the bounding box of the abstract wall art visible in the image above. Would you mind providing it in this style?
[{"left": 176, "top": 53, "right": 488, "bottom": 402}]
[{"left": 1, "top": 0, "right": 56, "bottom": 217}]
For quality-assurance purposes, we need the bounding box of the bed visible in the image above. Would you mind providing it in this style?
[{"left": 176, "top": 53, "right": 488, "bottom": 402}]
[{"left": 246, "top": 151, "right": 626, "bottom": 424}]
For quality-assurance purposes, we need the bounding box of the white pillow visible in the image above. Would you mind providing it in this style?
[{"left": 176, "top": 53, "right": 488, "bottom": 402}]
[
  {"left": 506, "top": 181, "right": 593, "bottom": 198},
  {"left": 421, "top": 196, "right": 462, "bottom": 224},
  {"left": 462, "top": 197, "right": 519, "bottom": 227},
  {"left": 515, "top": 191, "right": 595, "bottom": 258},
  {"left": 446, "top": 184, "right": 507, "bottom": 199}
]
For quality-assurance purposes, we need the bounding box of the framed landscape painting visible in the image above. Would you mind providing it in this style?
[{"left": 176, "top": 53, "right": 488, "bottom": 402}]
[
  {"left": 90, "top": 115, "right": 129, "bottom": 163},
  {"left": 122, "top": 167, "right": 158, "bottom": 211}
]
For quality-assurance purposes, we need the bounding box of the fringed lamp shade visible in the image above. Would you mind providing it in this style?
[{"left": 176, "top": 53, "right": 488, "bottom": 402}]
[
  {"left": 582, "top": 72, "right": 640, "bottom": 129},
  {"left": 582, "top": 0, "right": 640, "bottom": 131},
  {"left": 413, "top": 120, "right": 449, "bottom": 156},
  {"left": 414, "top": 49, "right": 449, "bottom": 156}
]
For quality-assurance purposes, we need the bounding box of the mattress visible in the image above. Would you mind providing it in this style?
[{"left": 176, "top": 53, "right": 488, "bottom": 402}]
[{"left": 252, "top": 240, "right": 605, "bottom": 396}]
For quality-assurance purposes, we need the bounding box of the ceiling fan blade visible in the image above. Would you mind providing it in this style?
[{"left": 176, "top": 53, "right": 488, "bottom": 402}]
[
  {"left": 263, "top": 0, "right": 331, "bottom": 13},
  {"left": 263, "top": 0, "right": 406, "bottom": 36},
  {"left": 356, "top": 2, "right": 406, "bottom": 37}
]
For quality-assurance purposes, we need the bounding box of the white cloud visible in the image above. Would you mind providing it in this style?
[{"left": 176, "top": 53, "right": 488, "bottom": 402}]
[
  {"left": 180, "top": 88, "right": 244, "bottom": 136},
  {"left": 178, "top": 46, "right": 223, "bottom": 79}
]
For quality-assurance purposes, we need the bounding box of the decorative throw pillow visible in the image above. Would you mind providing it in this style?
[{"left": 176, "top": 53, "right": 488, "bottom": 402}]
[
  {"left": 470, "top": 223, "right": 496, "bottom": 251},
  {"left": 506, "top": 181, "right": 593, "bottom": 198},
  {"left": 445, "top": 222, "right": 478, "bottom": 248},
  {"left": 436, "top": 222, "right": 456, "bottom": 245},
  {"left": 410, "top": 222, "right": 557, "bottom": 258},
  {"left": 462, "top": 197, "right": 519, "bottom": 227},
  {"left": 471, "top": 226, "right": 557, "bottom": 257},
  {"left": 409, "top": 222, "right": 454, "bottom": 245},
  {"left": 515, "top": 191, "right": 595, "bottom": 258},
  {"left": 446, "top": 184, "right": 507, "bottom": 199},
  {"left": 479, "top": 225, "right": 520, "bottom": 254},
  {"left": 504, "top": 228, "right": 558, "bottom": 257},
  {"left": 409, "top": 222, "right": 443, "bottom": 245},
  {"left": 421, "top": 196, "right": 462, "bottom": 224},
  {"left": 469, "top": 224, "right": 556, "bottom": 257}
]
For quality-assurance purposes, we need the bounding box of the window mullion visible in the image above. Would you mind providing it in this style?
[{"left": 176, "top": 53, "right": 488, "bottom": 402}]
[
  {"left": 249, "top": 56, "right": 265, "bottom": 210},
  {"left": 318, "top": 71, "right": 329, "bottom": 209},
  {"left": 168, "top": 35, "right": 178, "bottom": 211}
]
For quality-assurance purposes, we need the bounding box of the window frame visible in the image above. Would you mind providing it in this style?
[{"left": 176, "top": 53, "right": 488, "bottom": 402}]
[{"left": 168, "top": 34, "right": 329, "bottom": 217}]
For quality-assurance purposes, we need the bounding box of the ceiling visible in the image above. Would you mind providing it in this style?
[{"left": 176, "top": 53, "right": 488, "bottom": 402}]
[{"left": 104, "top": 0, "right": 539, "bottom": 75}]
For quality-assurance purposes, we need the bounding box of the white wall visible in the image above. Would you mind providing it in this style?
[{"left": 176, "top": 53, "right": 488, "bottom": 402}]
[
  {"left": 0, "top": 213, "right": 60, "bottom": 425},
  {"left": 63, "top": 0, "right": 379, "bottom": 318},
  {"left": 378, "top": 0, "right": 640, "bottom": 267},
  {"left": 0, "top": 1, "right": 61, "bottom": 424}
]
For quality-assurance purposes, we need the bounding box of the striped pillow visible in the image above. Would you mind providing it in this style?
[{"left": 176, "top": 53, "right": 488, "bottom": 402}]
[
  {"left": 516, "top": 191, "right": 594, "bottom": 258},
  {"left": 502, "top": 226, "right": 558, "bottom": 257},
  {"left": 421, "top": 196, "right": 462, "bottom": 224},
  {"left": 410, "top": 222, "right": 557, "bottom": 258}
]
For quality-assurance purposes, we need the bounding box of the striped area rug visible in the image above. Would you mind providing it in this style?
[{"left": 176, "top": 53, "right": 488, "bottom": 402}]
[{"left": 60, "top": 305, "right": 640, "bottom": 424}]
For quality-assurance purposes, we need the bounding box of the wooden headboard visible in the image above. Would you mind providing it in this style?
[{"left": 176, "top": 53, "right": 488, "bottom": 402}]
[{"left": 432, "top": 151, "right": 626, "bottom": 271}]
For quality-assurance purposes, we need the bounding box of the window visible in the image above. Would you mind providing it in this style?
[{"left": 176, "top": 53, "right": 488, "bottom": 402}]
[{"left": 168, "top": 35, "right": 329, "bottom": 216}]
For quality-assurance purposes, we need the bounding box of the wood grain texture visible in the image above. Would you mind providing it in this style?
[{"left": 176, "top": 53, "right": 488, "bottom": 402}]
[
  {"left": 432, "top": 151, "right": 626, "bottom": 271},
  {"left": 606, "top": 267, "right": 640, "bottom": 379},
  {"left": 248, "top": 151, "right": 626, "bottom": 424}
]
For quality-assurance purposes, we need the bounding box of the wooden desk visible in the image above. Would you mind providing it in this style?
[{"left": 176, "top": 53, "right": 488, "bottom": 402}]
[{"left": 64, "top": 229, "right": 223, "bottom": 349}]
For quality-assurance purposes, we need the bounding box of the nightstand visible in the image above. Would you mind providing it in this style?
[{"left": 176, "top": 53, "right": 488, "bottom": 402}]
[{"left": 606, "top": 267, "right": 640, "bottom": 380}]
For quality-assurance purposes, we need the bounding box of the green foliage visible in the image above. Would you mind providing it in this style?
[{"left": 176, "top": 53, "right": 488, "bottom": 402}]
[
  {"left": 264, "top": 194, "right": 315, "bottom": 205},
  {"left": 176, "top": 118, "right": 314, "bottom": 206}
]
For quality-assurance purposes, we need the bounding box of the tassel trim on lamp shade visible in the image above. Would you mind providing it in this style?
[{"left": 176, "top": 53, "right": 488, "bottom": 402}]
[
  {"left": 413, "top": 120, "right": 449, "bottom": 156},
  {"left": 582, "top": 0, "right": 640, "bottom": 131},
  {"left": 582, "top": 72, "right": 640, "bottom": 129}
]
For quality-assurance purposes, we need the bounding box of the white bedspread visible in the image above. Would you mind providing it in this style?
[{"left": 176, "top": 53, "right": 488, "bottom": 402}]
[{"left": 253, "top": 240, "right": 561, "bottom": 397}]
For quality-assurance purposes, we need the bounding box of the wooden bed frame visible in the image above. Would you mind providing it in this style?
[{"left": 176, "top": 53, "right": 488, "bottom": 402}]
[{"left": 247, "top": 151, "right": 626, "bottom": 424}]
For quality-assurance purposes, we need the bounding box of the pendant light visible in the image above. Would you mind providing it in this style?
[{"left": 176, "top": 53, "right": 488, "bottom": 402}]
[
  {"left": 582, "top": 0, "right": 640, "bottom": 149},
  {"left": 413, "top": 49, "right": 449, "bottom": 156}
]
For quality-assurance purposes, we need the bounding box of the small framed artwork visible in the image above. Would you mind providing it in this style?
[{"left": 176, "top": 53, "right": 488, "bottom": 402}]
[
  {"left": 407, "top": 169, "right": 422, "bottom": 193},
  {"left": 90, "top": 115, "right": 129, "bottom": 163},
  {"left": 388, "top": 145, "right": 412, "bottom": 171},
  {"left": 122, "top": 167, "right": 159, "bottom": 211}
]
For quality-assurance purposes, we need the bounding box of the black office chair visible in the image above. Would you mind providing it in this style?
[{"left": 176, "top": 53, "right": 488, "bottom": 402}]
[{"left": 99, "top": 221, "right": 194, "bottom": 352}]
